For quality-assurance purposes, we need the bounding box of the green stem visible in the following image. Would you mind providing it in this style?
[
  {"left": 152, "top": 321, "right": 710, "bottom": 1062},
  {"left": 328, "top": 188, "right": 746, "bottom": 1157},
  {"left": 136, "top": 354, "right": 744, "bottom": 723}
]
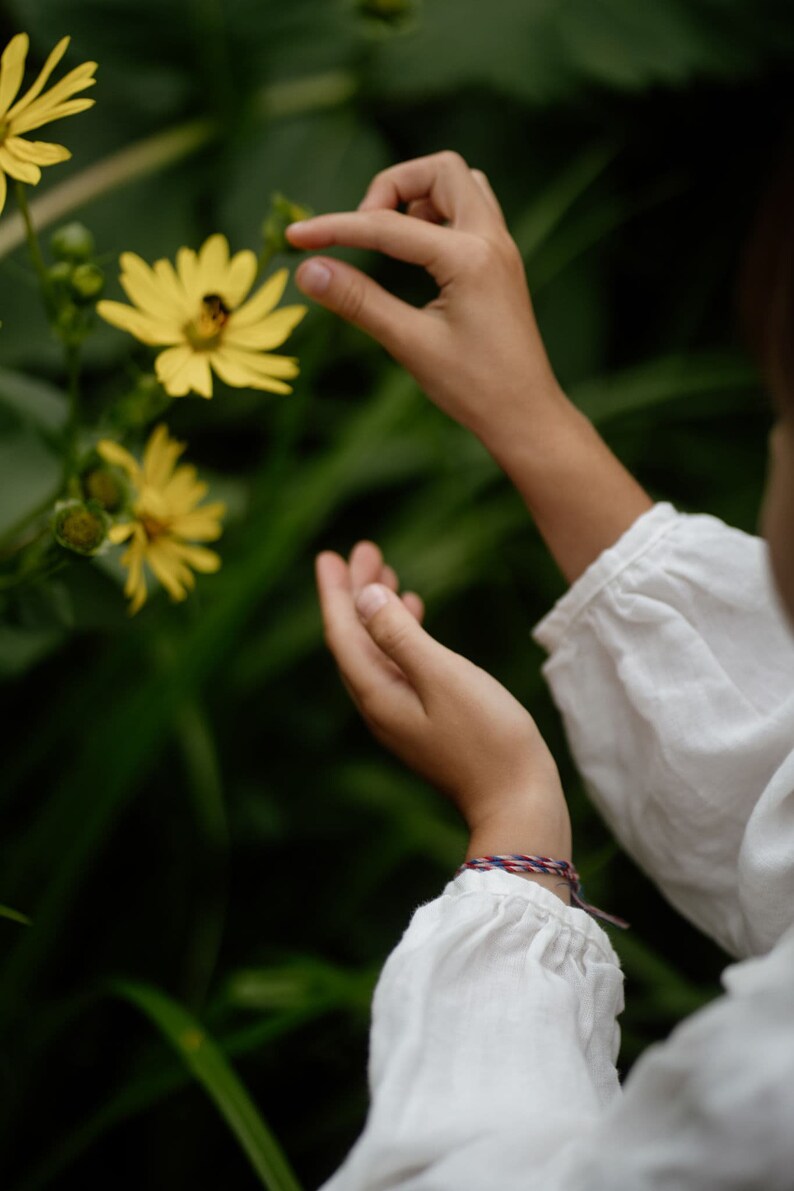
[
  {"left": 64, "top": 343, "right": 82, "bottom": 484},
  {"left": 14, "top": 183, "right": 54, "bottom": 317}
]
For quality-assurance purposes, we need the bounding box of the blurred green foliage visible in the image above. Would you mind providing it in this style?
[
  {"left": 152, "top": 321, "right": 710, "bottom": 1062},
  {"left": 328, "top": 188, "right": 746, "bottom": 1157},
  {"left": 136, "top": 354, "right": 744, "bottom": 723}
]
[{"left": 0, "top": 0, "right": 790, "bottom": 1186}]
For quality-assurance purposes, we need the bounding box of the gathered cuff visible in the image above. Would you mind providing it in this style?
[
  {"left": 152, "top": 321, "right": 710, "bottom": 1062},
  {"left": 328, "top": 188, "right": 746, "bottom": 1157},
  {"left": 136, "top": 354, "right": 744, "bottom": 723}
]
[
  {"left": 532, "top": 502, "right": 680, "bottom": 654},
  {"left": 443, "top": 867, "right": 622, "bottom": 967}
]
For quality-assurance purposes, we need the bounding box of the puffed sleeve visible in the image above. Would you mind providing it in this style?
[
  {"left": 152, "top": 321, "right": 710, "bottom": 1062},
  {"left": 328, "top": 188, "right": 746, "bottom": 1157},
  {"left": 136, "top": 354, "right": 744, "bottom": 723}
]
[
  {"left": 532, "top": 503, "right": 794, "bottom": 958},
  {"left": 320, "top": 869, "right": 624, "bottom": 1191},
  {"left": 320, "top": 866, "right": 794, "bottom": 1190}
]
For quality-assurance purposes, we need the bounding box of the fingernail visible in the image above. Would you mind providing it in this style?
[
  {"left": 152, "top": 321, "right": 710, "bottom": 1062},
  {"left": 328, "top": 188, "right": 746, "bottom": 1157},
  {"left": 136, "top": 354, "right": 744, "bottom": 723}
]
[
  {"left": 287, "top": 220, "right": 310, "bottom": 233},
  {"left": 297, "top": 260, "right": 332, "bottom": 296},
  {"left": 356, "top": 583, "right": 389, "bottom": 622}
]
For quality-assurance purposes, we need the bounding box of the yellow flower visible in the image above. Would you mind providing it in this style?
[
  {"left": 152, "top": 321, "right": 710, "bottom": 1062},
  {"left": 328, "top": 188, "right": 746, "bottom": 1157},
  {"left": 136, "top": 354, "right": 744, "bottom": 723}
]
[
  {"left": 97, "top": 424, "right": 225, "bottom": 615},
  {"left": 0, "top": 33, "right": 96, "bottom": 215},
  {"left": 97, "top": 234, "right": 307, "bottom": 399}
]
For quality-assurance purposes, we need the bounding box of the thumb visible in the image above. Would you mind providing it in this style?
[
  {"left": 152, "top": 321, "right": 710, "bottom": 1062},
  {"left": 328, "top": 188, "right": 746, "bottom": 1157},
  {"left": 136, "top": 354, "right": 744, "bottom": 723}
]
[
  {"left": 295, "top": 257, "right": 421, "bottom": 356},
  {"left": 356, "top": 583, "right": 449, "bottom": 694}
]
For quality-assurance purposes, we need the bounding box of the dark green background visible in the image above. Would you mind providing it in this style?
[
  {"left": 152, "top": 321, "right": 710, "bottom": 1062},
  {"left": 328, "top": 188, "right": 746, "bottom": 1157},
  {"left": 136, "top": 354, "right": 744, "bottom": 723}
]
[{"left": 1, "top": 0, "right": 791, "bottom": 1186}]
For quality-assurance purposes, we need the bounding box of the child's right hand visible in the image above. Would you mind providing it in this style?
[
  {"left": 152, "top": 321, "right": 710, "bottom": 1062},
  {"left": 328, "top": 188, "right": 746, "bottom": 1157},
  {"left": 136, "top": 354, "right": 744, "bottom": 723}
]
[
  {"left": 316, "top": 541, "right": 572, "bottom": 867},
  {"left": 286, "top": 151, "right": 566, "bottom": 446}
]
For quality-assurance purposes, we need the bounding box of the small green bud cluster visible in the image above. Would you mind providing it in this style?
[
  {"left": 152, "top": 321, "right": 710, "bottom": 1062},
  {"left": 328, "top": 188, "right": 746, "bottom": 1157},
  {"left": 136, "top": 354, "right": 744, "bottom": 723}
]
[
  {"left": 53, "top": 499, "right": 109, "bottom": 556},
  {"left": 46, "top": 222, "right": 105, "bottom": 345},
  {"left": 262, "top": 192, "right": 314, "bottom": 258}
]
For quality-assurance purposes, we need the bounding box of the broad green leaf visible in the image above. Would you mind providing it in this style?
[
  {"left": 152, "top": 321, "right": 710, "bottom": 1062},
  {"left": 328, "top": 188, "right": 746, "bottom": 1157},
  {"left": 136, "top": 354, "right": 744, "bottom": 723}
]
[{"left": 114, "top": 981, "right": 303, "bottom": 1191}]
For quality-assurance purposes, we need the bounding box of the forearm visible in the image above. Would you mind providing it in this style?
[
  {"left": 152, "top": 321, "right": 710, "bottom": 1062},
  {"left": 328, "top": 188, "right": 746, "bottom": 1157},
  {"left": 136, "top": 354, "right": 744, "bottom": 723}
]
[{"left": 481, "top": 386, "right": 653, "bottom": 585}]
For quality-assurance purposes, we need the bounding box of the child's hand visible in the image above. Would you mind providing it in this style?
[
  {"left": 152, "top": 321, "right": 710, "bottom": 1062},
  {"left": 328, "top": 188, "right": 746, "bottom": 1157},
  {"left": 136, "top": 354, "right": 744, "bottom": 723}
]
[
  {"left": 316, "top": 541, "right": 572, "bottom": 864},
  {"left": 286, "top": 151, "right": 564, "bottom": 444}
]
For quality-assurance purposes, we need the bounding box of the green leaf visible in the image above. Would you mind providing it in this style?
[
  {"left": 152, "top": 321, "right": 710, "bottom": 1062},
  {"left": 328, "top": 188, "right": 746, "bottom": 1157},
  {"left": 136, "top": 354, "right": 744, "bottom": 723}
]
[
  {"left": 370, "top": 0, "right": 778, "bottom": 105},
  {"left": 0, "top": 904, "right": 31, "bottom": 927},
  {"left": 0, "top": 367, "right": 67, "bottom": 434},
  {"left": 0, "top": 426, "right": 61, "bottom": 537},
  {"left": 569, "top": 352, "right": 760, "bottom": 424},
  {"left": 114, "top": 980, "right": 303, "bottom": 1191}
]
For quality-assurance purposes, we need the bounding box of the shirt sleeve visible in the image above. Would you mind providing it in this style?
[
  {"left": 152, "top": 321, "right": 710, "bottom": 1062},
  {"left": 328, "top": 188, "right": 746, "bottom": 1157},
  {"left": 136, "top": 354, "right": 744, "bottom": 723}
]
[
  {"left": 320, "top": 870, "right": 794, "bottom": 1190},
  {"left": 532, "top": 503, "right": 794, "bottom": 958},
  {"left": 320, "top": 869, "right": 624, "bottom": 1191}
]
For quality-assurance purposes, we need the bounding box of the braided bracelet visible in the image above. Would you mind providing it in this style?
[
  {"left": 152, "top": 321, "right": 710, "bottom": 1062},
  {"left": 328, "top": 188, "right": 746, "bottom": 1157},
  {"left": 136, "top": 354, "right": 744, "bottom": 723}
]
[{"left": 456, "top": 854, "right": 629, "bottom": 929}]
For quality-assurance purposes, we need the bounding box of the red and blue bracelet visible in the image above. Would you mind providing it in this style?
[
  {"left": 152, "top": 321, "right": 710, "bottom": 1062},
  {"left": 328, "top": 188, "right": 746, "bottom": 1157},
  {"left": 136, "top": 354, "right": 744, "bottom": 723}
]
[{"left": 456, "top": 854, "right": 629, "bottom": 929}]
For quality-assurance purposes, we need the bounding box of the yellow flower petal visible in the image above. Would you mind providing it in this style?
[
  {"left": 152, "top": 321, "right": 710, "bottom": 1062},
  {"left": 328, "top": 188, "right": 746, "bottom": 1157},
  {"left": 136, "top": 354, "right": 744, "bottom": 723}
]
[
  {"left": 223, "top": 249, "right": 258, "bottom": 308},
  {"left": 119, "top": 252, "right": 185, "bottom": 325},
  {"left": 155, "top": 345, "right": 213, "bottom": 398},
  {"left": 161, "top": 465, "right": 207, "bottom": 513},
  {"left": 168, "top": 541, "right": 222, "bottom": 573},
  {"left": 209, "top": 347, "right": 293, "bottom": 393},
  {"left": 0, "top": 171, "right": 7, "bottom": 218},
  {"left": 3, "top": 135, "right": 70, "bottom": 165},
  {"left": 97, "top": 439, "right": 141, "bottom": 480},
  {"left": 142, "top": 423, "right": 184, "bottom": 489},
  {"left": 9, "top": 60, "right": 96, "bottom": 125},
  {"left": 184, "top": 354, "right": 213, "bottom": 399},
  {"left": 97, "top": 299, "right": 183, "bottom": 347},
  {"left": 108, "top": 521, "right": 135, "bottom": 544},
  {"left": 12, "top": 95, "right": 94, "bottom": 136},
  {"left": 196, "top": 233, "right": 230, "bottom": 295},
  {"left": 176, "top": 246, "right": 201, "bottom": 298},
  {"left": 230, "top": 268, "right": 289, "bottom": 327},
  {"left": 0, "top": 145, "right": 40, "bottom": 184},
  {"left": 170, "top": 504, "right": 226, "bottom": 541},
  {"left": 0, "top": 34, "right": 28, "bottom": 121},
  {"left": 152, "top": 257, "right": 189, "bottom": 314},
  {"left": 4, "top": 35, "right": 68, "bottom": 120},
  {"left": 223, "top": 345, "right": 300, "bottom": 379},
  {"left": 225, "top": 304, "right": 306, "bottom": 351},
  {"left": 146, "top": 539, "right": 191, "bottom": 600}
]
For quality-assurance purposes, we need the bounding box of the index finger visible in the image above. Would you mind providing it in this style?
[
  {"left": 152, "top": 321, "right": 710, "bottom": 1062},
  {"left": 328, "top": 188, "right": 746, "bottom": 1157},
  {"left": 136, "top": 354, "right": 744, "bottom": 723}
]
[{"left": 358, "top": 151, "right": 496, "bottom": 232}]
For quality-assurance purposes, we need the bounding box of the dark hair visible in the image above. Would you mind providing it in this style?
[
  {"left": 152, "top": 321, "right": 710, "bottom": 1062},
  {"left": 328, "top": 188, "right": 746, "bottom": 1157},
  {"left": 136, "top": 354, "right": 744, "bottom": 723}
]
[{"left": 740, "top": 145, "right": 794, "bottom": 414}]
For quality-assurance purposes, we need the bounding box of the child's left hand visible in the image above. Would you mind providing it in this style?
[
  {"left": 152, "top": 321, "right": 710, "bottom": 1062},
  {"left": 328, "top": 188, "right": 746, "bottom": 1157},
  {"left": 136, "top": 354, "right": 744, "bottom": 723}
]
[{"left": 316, "top": 541, "right": 572, "bottom": 864}]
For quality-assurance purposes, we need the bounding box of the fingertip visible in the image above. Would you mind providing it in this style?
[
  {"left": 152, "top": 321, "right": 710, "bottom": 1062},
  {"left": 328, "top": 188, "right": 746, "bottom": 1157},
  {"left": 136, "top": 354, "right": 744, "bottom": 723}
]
[
  {"left": 296, "top": 257, "right": 333, "bottom": 297},
  {"left": 402, "top": 592, "right": 425, "bottom": 622},
  {"left": 356, "top": 582, "right": 392, "bottom": 623}
]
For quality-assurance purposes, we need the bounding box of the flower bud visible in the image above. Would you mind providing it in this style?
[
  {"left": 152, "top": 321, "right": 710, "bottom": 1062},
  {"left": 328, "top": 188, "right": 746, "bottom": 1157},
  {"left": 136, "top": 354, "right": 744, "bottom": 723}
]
[
  {"left": 71, "top": 263, "right": 105, "bottom": 301},
  {"left": 82, "top": 466, "right": 125, "bottom": 512},
  {"left": 50, "top": 221, "right": 95, "bottom": 262},
  {"left": 53, "top": 500, "right": 108, "bottom": 556},
  {"left": 262, "top": 192, "right": 314, "bottom": 256},
  {"left": 47, "top": 260, "right": 74, "bottom": 288}
]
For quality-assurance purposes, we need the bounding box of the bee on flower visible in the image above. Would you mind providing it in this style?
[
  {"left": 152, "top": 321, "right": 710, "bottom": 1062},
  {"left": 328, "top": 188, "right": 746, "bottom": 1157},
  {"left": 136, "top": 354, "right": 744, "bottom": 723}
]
[
  {"left": 97, "top": 234, "right": 307, "bottom": 399},
  {"left": 98, "top": 424, "right": 225, "bottom": 615},
  {"left": 0, "top": 33, "right": 96, "bottom": 215}
]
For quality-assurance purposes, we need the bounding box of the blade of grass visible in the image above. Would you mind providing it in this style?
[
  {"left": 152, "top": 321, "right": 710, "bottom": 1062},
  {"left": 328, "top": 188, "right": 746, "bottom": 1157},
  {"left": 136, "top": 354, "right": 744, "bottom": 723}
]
[
  {"left": 114, "top": 980, "right": 303, "bottom": 1191},
  {"left": 512, "top": 140, "right": 619, "bottom": 264},
  {"left": 0, "top": 904, "right": 30, "bottom": 926},
  {"left": 569, "top": 351, "right": 760, "bottom": 424}
]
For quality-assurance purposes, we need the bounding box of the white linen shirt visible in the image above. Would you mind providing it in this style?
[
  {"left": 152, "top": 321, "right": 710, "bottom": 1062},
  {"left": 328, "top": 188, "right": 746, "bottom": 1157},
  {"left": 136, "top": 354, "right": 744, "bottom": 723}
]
[{"left": 321, "top": 503, "right": 794, "bottom": 1190}]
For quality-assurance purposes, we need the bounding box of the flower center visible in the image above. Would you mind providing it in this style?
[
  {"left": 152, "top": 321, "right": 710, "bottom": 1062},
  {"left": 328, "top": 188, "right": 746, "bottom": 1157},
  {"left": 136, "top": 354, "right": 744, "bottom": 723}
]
[
  {"left": 184, "top": 293, "right": 231, "bottom": 350},
  {"left": 140, "top": 512, "right": 170, "bottom": 541},
  {"left": 0, "top": 121, "right": 9, "bottom": 144}
]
